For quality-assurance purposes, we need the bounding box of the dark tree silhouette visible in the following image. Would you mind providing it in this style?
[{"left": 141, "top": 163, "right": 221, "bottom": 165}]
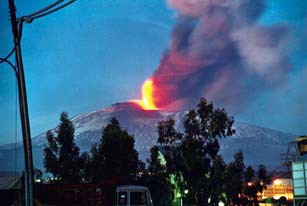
[
  {"left": 243, "top": 166, "right": 258, "bottom": 204},
  {"left": 87, "top": 118, "right": 139, "bottom": 183},
  {"left": 210, "top": 155, "right": 227, "bottom": 205},
  {"left": 142, "top": 146, "right": 173, "bottom": 206},
  {"left": 224, "top": 151, "right": 271, "bottom": 206},
  {"left": 44, "top": 112, "right": 85, "bottom": 183},
  {"left": 158, "top": 98, "right": 235, "bottom": 206},
  {"left": 158, "top": 118, "right": 182, "bottom": 147},
  {"left": 256, "top": 164, "right": 271, "bottom": 193},
  {"left": 242, "top": 165, "right": 272, "bottom": 205},
  {"left": 44, "top": 131, "right": 59, "bottom": 178},
  {"left": 225, "top": 151, "right": 245, "bottom": 205}
]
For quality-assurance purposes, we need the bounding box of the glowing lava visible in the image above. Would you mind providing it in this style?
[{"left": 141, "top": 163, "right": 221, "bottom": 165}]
[{"left": 132, "top": 79, "right": 158, "bottom": 110}]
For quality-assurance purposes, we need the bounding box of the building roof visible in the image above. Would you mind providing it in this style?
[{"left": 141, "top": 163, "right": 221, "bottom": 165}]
[
  {"left": 0, "top": 171, "right": 22, "bottom": 190},
  {"left": 116, "top": 185, "right": 148, "bottom": 192}
]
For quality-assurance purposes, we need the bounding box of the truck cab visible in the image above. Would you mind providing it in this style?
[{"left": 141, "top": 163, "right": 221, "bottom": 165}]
[{"left": 115, "top": 185, "right": 153, "bottom": 206}]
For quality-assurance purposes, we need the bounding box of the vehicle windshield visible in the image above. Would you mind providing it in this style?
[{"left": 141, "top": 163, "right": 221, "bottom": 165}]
[{"left": 130, "top": 191, "right": 148, "bottom": 206}]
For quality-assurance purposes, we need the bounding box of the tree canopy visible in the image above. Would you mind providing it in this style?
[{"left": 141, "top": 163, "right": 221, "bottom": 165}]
[
  {"left": 44, "top": 112, "right": 85, "bottom": 183},
  {"left": 142, "top": 146, "right": 174, "bottom": 206},
  {"left": 157, "top": 98, "right": 235, "bottom": 205},
  {"left": 86, "top": 118, "right": 139, "bottom": 183}
]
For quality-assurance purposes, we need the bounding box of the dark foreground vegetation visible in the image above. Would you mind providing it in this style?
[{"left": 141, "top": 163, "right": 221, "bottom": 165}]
[{"left": 41, "top": 98, "right": 271, "bottom": 206}]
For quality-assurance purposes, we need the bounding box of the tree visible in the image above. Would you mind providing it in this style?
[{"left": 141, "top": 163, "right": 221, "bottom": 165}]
[
  {"left": 142, "top": 146, "right": 173, "bottom": 206},
  {"left": 44, "top": 131, "right": 59, "bottom": 178},
  {"left": 158, "top": 98, "right": 235, "bottom": 206},
  {"left": 209, "top": 155, "right": 227, "bottom": 205},
  {"left": 87, "top": 118, "right": 139, "bottom": 183},
  {"left": 225, "top": 151, "right": 245, "bottom": 205},
  {"left": 242, "top": 165, "right": 271, "bottom": 205},
  {"left": 43, "top": 112, "right": 85, "bottom": 183},
  {"left": 225, "top": 152, "right": 271, "bottom": 206},
  {"left": 158, "top": 118, "right": 182, "bottom": 147},
  {"left": 256, "top": 164, "right": 271, "bottom": 193},
  {"left": 85, "top": 142, "right": 104, "bottom": 183},
  {"left": 243, "top": 166, "right": 258, "bottom": 204}
]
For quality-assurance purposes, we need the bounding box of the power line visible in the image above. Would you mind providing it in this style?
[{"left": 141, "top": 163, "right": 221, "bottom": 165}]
[
  {"left": 23, "top": 0, "right": 65, "bottom": 19},
  {"left": 14, "top": 63, "right": 18, "bottom": 178},
  {"left": 24, "top": 0, "right": 76, "bottom": 23},
  {"left": 0, "top": 0, "right": 75, "bottom": 64},
  {"left": 0, "top": 58, "right": 18, "bottom": 76},
  {"left": 22, "top": 0, "right": 76, "bottom": 23},
  {"left": 0, "top": 46, "right": 16, "bottom": 64}
]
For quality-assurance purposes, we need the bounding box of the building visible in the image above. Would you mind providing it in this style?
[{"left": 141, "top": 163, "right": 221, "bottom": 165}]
[
  {"left": 0, "top": 171, "right": 22, "bottom": 205},
  {"left": 292, "top": 161, "right": 307, "bottom": 205},
  {"left": 258, "top": 177, "right": 293, "bottom": 205}
]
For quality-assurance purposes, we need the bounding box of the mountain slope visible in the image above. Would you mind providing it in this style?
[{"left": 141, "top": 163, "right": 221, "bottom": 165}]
[{"left": 0, "top": 102, "right": 295, "bottom": 171}]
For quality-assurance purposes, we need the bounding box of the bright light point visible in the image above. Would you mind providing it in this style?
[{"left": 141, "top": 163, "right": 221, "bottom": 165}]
[
  {"left": 273, "top": 179, "right": 282, "bottom": 185},
  {"left": 132, "top": 79, "right": 158, "bottom": 110},
  {"left": 184, "top": 189, "right": 188, "bottom": 194},
  {"left": 247, "top": 182, "right": 253, "bottom": 186}
]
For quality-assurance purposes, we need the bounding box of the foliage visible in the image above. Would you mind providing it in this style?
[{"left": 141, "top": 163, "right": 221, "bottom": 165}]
[
  {"left": 141, "top": 146, "right": 174, "bottom": 206},
  {"left": 157, "top": 98, "right": 235, "bottom": 206},
  {"left": 243, "top": 164, "right": 272, "bottom": 205},
  {"left": 158, "top": 118, "right": 182, "bottom": 147},
  {"left": 43, "top": 112, "right": 86, "bottom": 183},
  {"left": 225, "top": 151, "right": 245, "bottom": 205},
  {"left": 257, "top": 164, "right": 271, "bottom": 193},
  {"left": 210, "top": 155, "right": 227, "bottom": 205},
  {"left": 243, "top": 166, "right": 258, "bottom": 204},
  {"left": 42, "top": 100, "right": 272, "bottom": 206},
  {"left": 86, "top": 118, "right": 139, "bottom": 183},
  {"left": 225, "top": 151, "right": 271, "bottom": 205}
]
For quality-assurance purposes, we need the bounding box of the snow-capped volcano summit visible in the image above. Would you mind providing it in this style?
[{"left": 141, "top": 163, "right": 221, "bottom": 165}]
[{"left": 0, "top": 102, "right": 296, "bottom": 171}]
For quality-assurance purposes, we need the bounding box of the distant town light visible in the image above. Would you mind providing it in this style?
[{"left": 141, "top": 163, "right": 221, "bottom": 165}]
[{"left": 247, "top": 182, "right": 253, "bottom": 186}]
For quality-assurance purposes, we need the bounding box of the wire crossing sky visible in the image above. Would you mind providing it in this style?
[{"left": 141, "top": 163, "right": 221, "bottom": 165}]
[{"left": 0, "top": 0, "right": 306, "bottom": 145}]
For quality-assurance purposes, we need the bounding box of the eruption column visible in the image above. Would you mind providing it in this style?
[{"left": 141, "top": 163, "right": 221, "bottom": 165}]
[{"left": 131, "top": 79, "right": 158, "bottom": 110}]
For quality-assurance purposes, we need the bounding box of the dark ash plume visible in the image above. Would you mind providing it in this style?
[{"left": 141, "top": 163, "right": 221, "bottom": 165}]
[{"left": 152, "top": 0, "right": 290, "bottom": 111}]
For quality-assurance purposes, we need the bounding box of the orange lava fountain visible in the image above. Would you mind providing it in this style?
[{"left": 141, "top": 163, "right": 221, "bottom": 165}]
[{"left": 132, "top": 79, "right": 158, "bottom": 110}]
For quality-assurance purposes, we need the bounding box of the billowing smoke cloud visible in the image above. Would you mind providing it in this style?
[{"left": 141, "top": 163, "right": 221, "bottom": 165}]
[{"left": 151, "top": 0, "right": 290, "bottom": 111}]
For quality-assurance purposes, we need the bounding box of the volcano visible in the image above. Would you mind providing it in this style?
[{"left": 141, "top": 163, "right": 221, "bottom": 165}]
[{"left": 0, "top": 102, "right": 295, "bottom": 171}]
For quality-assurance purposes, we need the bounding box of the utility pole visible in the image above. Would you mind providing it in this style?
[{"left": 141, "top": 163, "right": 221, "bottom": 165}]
[
  {"left": 4, "top": 1, "right": 76, "bottom": 204},
  {"left": 8, "top": 0, "right": 34, "bottom": 205}
]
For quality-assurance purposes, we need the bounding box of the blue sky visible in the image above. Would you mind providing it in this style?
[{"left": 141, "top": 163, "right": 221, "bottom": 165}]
[{"left": 0, "top": 0, "right": 306, "bottom": 145}]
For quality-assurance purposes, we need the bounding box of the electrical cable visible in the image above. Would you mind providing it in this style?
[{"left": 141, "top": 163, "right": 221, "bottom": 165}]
[
  {"left": 1, "top": 0, "right": 75, "bottom": 64},
  {"left": 23, "top": 0, "right": 64, "bottom": 19},
  {"left": 0, "top": 15, "right": 23, "bottom": 65},
  {"left": 0, "top": 58, "right": 18, "bottom": 76},
  {"left": 0, "top": 46, "right": 16, "bottom": 64},
  {"left": 14, "top": 63, "right": 18, "bottom": 178},
  {"left": 24, "top": 0, "right": 76, "bottom": 22}
]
